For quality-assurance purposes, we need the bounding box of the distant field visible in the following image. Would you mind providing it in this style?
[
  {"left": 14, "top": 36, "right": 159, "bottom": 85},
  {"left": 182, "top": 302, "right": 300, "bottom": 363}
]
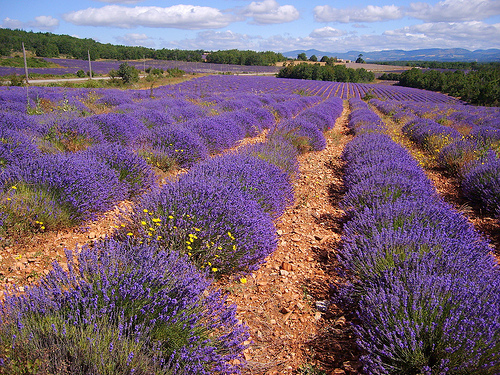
[{"left": 0, "top": 57, "right": 281, "bottom": 77}]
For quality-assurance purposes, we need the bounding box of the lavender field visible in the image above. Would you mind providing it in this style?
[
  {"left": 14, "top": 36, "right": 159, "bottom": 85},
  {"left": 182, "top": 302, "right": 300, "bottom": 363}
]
[
  {"left": 0, "top": 57, "right": 281, "bottom": 77},
  {"left": 1, "top": 75, "right": 499, "bottom": 374}
]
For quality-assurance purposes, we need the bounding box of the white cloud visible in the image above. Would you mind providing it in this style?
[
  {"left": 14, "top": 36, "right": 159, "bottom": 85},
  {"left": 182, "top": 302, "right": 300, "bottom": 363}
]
[
  {"left": 63, "top": 5, "right": 235, "bottom": 29},
  {"left": 1, "top": 15, "right": 59, "bottom": 31},
  {"left": 94, "top": 0, "right": 143, "bottom": 3},
  {"left": 1, "top": 17, "right": 24, "bottom": 29},
  {"left": 168, "top": 30, "right": 259, "bottom": 50},
  {"left": 309, "top": 26, "right": 345, "bottom": 38},
  {"left": 242, "top": 0, "right": 300, "bottom": 24},
  {"left": 164, "top": 22, "right": 500, "bottom": 53},
  {"left": 407, "top": 0, "right": 500, "bottom": 22},
  {"left": 386, "top": 21, "right": 500, "bottom": 42},
  {"left": 115, "top": 33, "right": 155, "bottom": 47},
  {"left": 32, "top": 16, "right": 59, "bottom": 31},
  {"left": 314, "top": 4, "right": 403, "bottom": 23}
]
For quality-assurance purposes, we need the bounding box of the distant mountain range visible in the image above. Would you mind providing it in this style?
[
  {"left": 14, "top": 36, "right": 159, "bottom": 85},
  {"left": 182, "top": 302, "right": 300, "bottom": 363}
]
[{"left": 283, "top": 48, "right": 500, "bottom": 62}]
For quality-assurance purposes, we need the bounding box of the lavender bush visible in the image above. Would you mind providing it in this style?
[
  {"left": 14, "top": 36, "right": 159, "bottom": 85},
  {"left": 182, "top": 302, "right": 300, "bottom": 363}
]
[
  {"left": 83, "top": 143, "right": 157, "bottom": 198},
  {"left": 462, "top": 151, "right": 500, "bottom": 215},
  {"left": 123, "top": 174, "right": 277, "bottom": 276},
  {"left": 0, "top": 153, "right": 126, "bottom": 233},
  {"left": 336, "top": 105, "right": 500, "bottom": 374},
  {"left": 279, "top": 117, "right": 327, "bottom": 152},
  {"left": 185, "top": 153, "right": 294, "bottom": 219},
  {"left": 140, "top": 124, "right": 209, "bottom": 169},
  {"left": 184, "top": 113, "right": 246, "bottom": 154},
  {"left": 38, "top": 116, "right": 105, "bottom": 153},
  {"left": 0, "top": 239, "right": 248, "bottom": 374},
  {"left": 240, "top": 134, "right": 300, "bottom": 179},
  {"left": 0, "top": 128, "right": 39, "bottom": 169},
  {"left": 356, "top": 264, "right": 500, "bottom": 374},
  {"left": 402, "top": 118, "right": 462, "bottom": 153}
]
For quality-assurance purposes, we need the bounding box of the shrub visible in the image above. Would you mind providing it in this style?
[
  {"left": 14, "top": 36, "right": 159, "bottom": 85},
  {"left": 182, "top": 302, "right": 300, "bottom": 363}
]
[
  {"left": 437, "top": 138, "right": 478, "bottom": 175},
  {"left": 278, "top": 118, "right": 327, "bottom": 152},
  {"left": 84, "top": 143, "right": 157, "bottom": 198},
  {"left": 141, "top": 124, "right": 209, "bottom": 168},
  {"left": 185, "top": 114, "right": 246, "bottom": 154},
  {"left": 0, "top": 153, "right": 126, "bottom": 233},
  {"left": 356, "top": 264, "right": 500, "bottom": 374},
  {"left": 0, "top": 128, "right": 39, "bottom": 169},
  {"left": 117, "top": 62, "right": 140, "bottom": 84},
  {"left": 122, "top": 174, "right": 277, "bottom": 276},
  {"left": 462, "top": 152, "right": 500, "bottom": 215},
  {"left": 89, "top": 113, "right": 147, "bottom": 146},
  {"left": 0, "top": 239, "right": 248, "bottom": 374},
  {"left": 185, "top": 153, "right": 294, "bottom": 219},
  {"left": 241, "top": 134, "right": 299, "bottom": 179},
  {"left": 38, "top": 116, "right": 105, "bottom": 153},
  {"left": 402, "top": 118, "right": 461, "bottom": 154}
]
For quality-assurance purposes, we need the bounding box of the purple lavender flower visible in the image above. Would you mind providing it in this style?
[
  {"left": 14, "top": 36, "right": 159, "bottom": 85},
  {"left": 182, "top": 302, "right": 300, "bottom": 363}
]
[
  {"left": 185, "top": 153, "right": 294, "bottom": 219},
  {"left": 0, "top": 239, "right": 249, "bottom": 374},
  {"left": 125, "top": 173, "right": 277, "bottom": 275}
]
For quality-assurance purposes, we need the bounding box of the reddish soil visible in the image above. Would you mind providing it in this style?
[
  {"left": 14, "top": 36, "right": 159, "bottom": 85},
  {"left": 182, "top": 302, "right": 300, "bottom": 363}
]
[{"left": 222, "top": 103, "right": 362, "bottom": 375}]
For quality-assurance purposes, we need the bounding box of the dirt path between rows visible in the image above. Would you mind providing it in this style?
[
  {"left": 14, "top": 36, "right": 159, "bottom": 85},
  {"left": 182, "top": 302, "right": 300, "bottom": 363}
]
[{"left": 221, "top": 103, "right": 362, "bottom": 375}]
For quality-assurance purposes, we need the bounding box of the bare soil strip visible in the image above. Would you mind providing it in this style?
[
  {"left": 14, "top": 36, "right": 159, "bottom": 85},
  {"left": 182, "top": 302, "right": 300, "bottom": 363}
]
[{"left": 224, "top": 103, "right": 362, "bottom": 375}]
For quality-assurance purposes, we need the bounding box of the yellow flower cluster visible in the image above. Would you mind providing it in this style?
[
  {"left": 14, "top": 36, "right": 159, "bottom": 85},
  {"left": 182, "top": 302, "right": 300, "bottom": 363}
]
[{"left": 34, "top": 220, "right": 45, "bottom": 230}]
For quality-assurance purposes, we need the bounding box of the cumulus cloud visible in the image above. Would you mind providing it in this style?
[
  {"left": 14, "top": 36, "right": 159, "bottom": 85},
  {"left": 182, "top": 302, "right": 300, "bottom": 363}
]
[
  {"left": 32, "top": 16, "right": 59, "bottom": 31},
  {"left": 63, "top": 5, "right": 235, "bottom": 29},
  {"left": 168, "top": 30, "right": 259, "bottom": 50},
  {"left": 386, "top": 21, "right": 500, "bottom": 42},
  {"left": 1, "top": 15, "right": 59, "bottom": 31},
  {"left": 94, "top": 0, "right": 143, "bottom": 3},
  {"left": 242, "top": 0, "right": 300, "bottom": 24},
  {"left": 314, "top": 4, "right": 403, "bottom": 23},
  {"left": 407, "top": 0, "right": 500, "bottom": 22},
  {"left": 1, "top": 17, "right": 24, "bottom": 29},
  {"left": 309, "top": 26, "right": 345, "bottom": 38},
  {"left": 115, "top": 33, "right": 155, "bottom": 47}
]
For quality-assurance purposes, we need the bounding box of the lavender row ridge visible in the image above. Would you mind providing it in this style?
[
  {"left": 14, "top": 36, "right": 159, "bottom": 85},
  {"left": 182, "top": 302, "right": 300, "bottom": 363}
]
[{"left": 335, "top": 99, "right": 500, "bottom": 373}]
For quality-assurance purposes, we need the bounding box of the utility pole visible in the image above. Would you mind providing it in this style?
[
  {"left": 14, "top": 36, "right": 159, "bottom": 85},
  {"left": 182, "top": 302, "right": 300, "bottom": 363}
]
[
  {"left": 22, "top": 42, "right": 29, "bottom": 84},
  {"left": 88, "top": 50, "right": 92, "bottom": 79}
]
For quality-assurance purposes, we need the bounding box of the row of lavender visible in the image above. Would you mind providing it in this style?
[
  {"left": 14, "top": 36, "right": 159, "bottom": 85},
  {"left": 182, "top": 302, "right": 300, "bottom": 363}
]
[
  {"left": 335, "top": 98, "right": 500, "bottom": 374},
  {"left": 0, "top": 83, "right": 325, "bottom": 233},
  {"left": 373, "top": 99, "right": 500, "bottom": 220},
  {"left": 1, "top": 77, "right": 343, "bottom": 372}
]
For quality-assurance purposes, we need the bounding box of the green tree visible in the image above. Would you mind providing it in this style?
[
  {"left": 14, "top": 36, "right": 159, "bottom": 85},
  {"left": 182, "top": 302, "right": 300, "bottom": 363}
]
[
  {"left": 355, "top": 54, "right": 365, "bottom": 64},
  {"left": 117, "top": 63, "right": 139, "bottom": 84},
  {"left": 309, "top": 55, "right": 318, "bottom": 62},
  {"left": 297, "top": 52, "right": 307, "bottom": 61}
]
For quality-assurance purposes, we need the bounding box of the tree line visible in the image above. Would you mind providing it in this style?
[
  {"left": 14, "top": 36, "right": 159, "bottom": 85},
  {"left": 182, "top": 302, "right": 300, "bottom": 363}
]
[
  {"left": 0, "top": 28, "right": 205, "bottom": 61},
  {"left": 277, "top": 62, "right": 374, "bottom": 83},
  {"left": 204, "top": 49, "right": 286, "bottom": 66},
  {"left": 397, "top": 66, "right": 500, "bottom": 106},
  {"left": 0, "top": 28, "right": 285, "bottom": 66}
]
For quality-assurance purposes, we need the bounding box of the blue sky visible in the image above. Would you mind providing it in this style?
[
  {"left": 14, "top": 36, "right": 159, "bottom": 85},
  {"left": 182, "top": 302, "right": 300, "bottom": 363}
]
[{"left": 1, "top": 0, "right": 500, "bottom": 52}]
